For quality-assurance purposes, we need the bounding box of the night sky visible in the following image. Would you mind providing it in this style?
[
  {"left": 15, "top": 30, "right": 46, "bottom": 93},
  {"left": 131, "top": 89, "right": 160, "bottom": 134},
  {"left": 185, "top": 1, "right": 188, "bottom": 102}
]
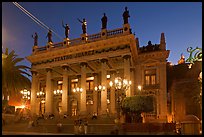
[{"left": 2, "top": 2, "right": 202, "bottom": 72}]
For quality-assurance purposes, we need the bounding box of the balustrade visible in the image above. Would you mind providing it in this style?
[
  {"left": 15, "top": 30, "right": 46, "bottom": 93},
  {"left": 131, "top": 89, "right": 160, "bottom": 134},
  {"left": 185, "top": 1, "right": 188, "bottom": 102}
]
[{"left": 34, "top": 27, "right": 126, "bottom": 54}]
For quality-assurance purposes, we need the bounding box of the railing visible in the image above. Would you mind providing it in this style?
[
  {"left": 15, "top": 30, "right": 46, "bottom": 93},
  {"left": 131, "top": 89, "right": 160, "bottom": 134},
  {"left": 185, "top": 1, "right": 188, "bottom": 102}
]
[
  {"left": 37, "top": 46, "right": 47, "bottom": 52},
  {"left": 87, "top": 33, "right": 101, "bottom": 42},
  {"left": 69, "top": 38, "right": 82, "bottom": 46},
  {"left": 107, "top": 28, "right": 123, "bottom": 37},
  {"left": 52, "top": 42, "right": 63, "bottom": 48},
  {"left": 143, "top": 84, "right": 160, "bottom": 90},
  {"left": 143, "top": 113, "right": 157, "bottom": 119},
  {"left": 34, "top": 27, "right": 126, "bottom": 53}
]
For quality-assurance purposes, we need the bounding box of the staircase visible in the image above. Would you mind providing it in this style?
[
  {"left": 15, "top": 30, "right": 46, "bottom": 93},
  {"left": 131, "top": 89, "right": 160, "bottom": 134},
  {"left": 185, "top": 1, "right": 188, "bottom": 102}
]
[{"left": 37, "top": 114, "right": 117, "bottom": 134}]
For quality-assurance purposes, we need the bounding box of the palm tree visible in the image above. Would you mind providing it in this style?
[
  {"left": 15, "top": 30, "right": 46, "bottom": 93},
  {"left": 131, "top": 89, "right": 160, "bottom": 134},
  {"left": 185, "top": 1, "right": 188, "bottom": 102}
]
[{"left": 2, "top": 48, "right": 31, "bottom": 100}]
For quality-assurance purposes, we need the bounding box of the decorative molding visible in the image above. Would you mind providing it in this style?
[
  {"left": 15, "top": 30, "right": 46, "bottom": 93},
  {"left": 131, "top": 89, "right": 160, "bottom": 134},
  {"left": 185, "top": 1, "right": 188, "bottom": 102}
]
[
  {"left": 101, "top": 58, "right": 108, "bottom": 63},
  {"left": 80, "top": 62, "right": 88, "bottom": 67},
  {"left": 46, "top": 68, "right": 52, "bottom": 72},
  {"left": 123, "top": 54, "right": 131, "bottom": 60}
]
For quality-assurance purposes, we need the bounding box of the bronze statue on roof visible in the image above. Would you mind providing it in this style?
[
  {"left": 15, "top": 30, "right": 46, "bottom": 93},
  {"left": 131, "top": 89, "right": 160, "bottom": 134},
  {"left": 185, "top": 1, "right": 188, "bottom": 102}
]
[
  {"left": 32, "top": 32, "right": 38, "bottom": 46},
  {"left": 123, "top": 7, "right": 130, "bottom": 24},
  {"left": 101, "top": 13, "right": 107, "bottom": 29},
  {"left": 78, "top": 18, "right": 87, "bottom": 34}
]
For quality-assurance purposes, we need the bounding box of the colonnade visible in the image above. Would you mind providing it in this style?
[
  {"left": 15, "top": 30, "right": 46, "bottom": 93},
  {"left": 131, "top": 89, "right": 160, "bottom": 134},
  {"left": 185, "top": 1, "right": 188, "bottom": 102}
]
[{"left": 30, "top": 55, "right": 131, "bottom": 116}]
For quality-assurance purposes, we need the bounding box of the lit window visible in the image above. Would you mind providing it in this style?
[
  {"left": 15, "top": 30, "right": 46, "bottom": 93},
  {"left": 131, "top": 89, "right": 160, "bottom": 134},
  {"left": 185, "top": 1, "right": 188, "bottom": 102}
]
[{"left": 145, "top": 69, "right": 156, "bottom": 85}]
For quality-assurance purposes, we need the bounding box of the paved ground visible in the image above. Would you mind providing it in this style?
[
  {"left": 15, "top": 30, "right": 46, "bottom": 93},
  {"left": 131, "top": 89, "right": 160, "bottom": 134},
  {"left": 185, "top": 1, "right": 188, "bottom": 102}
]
[
  {"left": 2, "top": 131, "right": 74, "bottom": 135},
  {"left": 2, "top": 117, "right": 116, "bottom": 135}
]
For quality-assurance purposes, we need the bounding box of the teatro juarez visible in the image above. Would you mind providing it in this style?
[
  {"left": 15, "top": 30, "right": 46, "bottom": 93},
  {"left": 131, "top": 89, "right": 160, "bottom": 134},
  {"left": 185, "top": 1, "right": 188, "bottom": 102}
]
[{"left": 26, "top": 7, "right": 170, "bottom": 123}]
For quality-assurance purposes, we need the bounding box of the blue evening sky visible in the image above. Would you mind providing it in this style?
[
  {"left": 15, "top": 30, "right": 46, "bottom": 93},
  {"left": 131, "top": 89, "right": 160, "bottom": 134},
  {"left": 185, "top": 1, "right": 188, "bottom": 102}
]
[{"left": 2, "top": 2, "right": 202, "bottom": 70}]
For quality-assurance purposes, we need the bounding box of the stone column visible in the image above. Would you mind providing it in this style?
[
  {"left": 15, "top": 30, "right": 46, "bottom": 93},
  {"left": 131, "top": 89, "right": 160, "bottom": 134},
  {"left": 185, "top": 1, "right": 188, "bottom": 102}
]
[
  {"left": 45, "top": 68, "right": 53, "bottom": 114},
  {"left": 53, "top": 80, "right": 58, "bottom": 115},
  {"left": 80, "top": 62, "right": 87, "bottom": 115},
  {"left": 30, "top": 71, "right": 38, "bottom": 115},
  {"left": 93, "top": 73, "right": 98, "bottom": 114},
  {"left": 100, "top": 59, "right": 107, "bottom": 115},
  {"left": 158, "top": 62, "right": 168, "bottom": 122},
  {"left": 110, "top": 71, "right": 116, "bottom": 115},
  {"left": 36, "top": 81, "right": 41, "bottom": 115},
  {"left": 135, "top": 64, "right": 142, "bottom": 95},
  {"left": 77, "top": 75, "right": 81, "bottom": 112},
  {"left": 123, "top": 55, "right": 131, "bottom": 97},
  {"left": 130, "top": 68, "right": 135, "bottom": 96},
  {"left": 61, "top": 66, "right": 69, "bottom": 114}
]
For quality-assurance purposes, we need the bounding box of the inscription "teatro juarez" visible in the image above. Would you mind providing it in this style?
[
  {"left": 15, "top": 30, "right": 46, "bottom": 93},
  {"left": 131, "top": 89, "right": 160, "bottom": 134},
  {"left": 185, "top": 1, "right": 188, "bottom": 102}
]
[{"left": 32, "top": 45, "right": 130, "bottom": 66}]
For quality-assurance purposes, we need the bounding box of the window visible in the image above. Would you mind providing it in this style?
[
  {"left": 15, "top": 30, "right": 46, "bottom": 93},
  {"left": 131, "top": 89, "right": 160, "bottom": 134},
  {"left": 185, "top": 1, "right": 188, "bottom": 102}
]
[
  {"left": 86, "top": 81, "right": 94, "bottom": 91},
  {"left": 144, "top": 69, "right": 156, "bottom": 85}
]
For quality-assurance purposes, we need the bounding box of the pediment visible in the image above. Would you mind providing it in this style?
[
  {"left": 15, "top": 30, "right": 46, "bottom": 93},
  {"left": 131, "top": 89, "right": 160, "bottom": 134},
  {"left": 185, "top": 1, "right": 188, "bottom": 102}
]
[{"left": 142, "top": 58, "right": 159, "bottom": 64}]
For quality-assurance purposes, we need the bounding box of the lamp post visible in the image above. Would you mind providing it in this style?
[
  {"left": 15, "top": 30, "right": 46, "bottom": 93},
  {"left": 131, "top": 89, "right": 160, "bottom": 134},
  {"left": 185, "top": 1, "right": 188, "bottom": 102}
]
[
  {"left": 186, "top": 46, "right": 202, "bottom": 134},
  {"left": 20, "top": 89, "right": 31, "bottom": 108},
  {"left": 73, "top": 87, "right": 83, "bottom": 93},
  {"left": 72, "top": 87, "right": 83, "bottom": 116},
  {"left": 53, "top": 89, "right": 63, "bottom": 114},
  {"left": 109, "top": 77, "right": 131, "bottom": 122},
  {"left": 94, "top": 85, "right": 106, "bottom": 115},
  {"left": 36, "top": 91, "right": 45, "bottom": 115}
]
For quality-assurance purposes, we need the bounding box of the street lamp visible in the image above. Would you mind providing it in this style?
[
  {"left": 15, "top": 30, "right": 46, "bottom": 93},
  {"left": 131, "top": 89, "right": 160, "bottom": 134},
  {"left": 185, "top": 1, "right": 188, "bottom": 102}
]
[
  {"left": 54, "top": 89, "right": 63, "bottom": 96},
  {"left": 94, "top": 85, "right": 105, "bottom": 92},
  {"left": 186, "top": 46, "right": 202, "bottom": 134},
  {"left": 53, "top": 89, "right": 63, "bottom": 114},
  {"left": 72, "top": 87, "right": 83, "bottom": 116},
  {"left": 36, "top": 91, "right": 45, "bottom": 115},
  {"left": 72, "top": 87, "right": 83, "bottom": 93},
  {"left": 20, "top": 89, "right": 31, "bottom": 108},
  {"left": 94, "top": 85, "right": 106, "bottom": 115},
  {"left": 109, "top": 77, "right": 131, "bottom": 121}
]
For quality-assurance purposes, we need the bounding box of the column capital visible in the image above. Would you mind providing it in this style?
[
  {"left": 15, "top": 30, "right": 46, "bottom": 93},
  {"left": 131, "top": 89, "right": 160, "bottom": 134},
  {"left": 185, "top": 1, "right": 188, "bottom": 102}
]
[
  {"left": 80, "top": 62, "right": 88, "bottom": 67},
  {"left": 110, "top": 70, "right": 116, "bottom": 75},
  {"left": 31, "top": 70, "right": 38, "bottom": 75},
  {"left": 62, "top": 65, "right": 69, "bottom": 70},
  {"left": 101, "top": 58, "right": 108, "bottom": 63},
  {"left": 77, "top": 75, "right": 81, "bottom": 79},
  {"left": 123, "top": 55, "right": 131, "bottom": 60},
  {"left": 93, "top": 72, "right": 98, "bottom": 76},
  {"left": 46, "top": 68, "right": 52, "bottom": 72}
]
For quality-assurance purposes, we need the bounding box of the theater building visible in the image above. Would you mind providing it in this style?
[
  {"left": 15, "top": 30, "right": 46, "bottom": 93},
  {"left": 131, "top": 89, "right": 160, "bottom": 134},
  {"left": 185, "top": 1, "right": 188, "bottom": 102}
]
[{"left": 26, "top": 21, "right": 170, "bottom": 122}]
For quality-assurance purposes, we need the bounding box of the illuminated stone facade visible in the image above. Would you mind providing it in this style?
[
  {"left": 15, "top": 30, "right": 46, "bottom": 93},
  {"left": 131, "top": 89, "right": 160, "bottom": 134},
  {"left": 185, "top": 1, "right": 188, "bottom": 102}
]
[{"left": 26, "top": 23, "right": 170, "bottom": 122}]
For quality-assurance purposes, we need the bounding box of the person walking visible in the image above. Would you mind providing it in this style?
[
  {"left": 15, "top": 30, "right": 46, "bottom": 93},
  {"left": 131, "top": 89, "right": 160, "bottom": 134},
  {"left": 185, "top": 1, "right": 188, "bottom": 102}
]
[{"left": 84, "top": 118, "right": 88, "bottom": 135}]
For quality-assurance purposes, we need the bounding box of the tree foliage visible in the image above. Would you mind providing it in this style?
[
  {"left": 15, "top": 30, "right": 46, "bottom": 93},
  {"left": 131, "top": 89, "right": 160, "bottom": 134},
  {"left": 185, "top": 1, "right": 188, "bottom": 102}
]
[
  {"left": 2, "top": 48, "right": 31, "bottom": 97},
  {"left": 121, "top": 95, "right": 154, "bottom": 123},
  {"left": 121, "top": 95, "right": 154, "bottom": 113}
]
